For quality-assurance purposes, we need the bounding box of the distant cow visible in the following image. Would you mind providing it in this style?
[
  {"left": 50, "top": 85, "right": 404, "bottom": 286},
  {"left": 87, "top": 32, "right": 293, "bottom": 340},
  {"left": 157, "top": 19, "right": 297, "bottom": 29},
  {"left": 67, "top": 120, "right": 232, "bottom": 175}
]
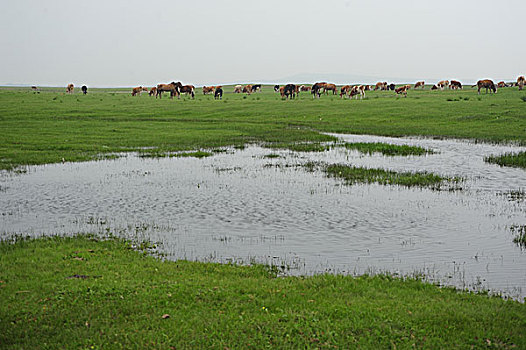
[
  {"left": 179, "top": 85, "right": 195, "bottom": 98},
  {"left": 476, "top": 79, "right": 497, "bottom": 94},
  {"left": 81, "top": 85, "right": 88, "bottom": 94},
  {"left": 242, "top": 85, "right": 252, "bottom": 94},
  {"left": 156, "top": 82, "right": 181, "bottom": 99},
  {"left": 349, "top": 85, "right": 366, "bottom": 99},
  {"left": 450, "top": 80, "right": 462, "bottom": 90},
  {"left": 214, "top": 87, "right": 223, "bottom": 100},
  {"left": 437, "top": 80, "right": 449, "bottom": 90},
  {"left": 340, "top": 85, "right": 351, "bottom": 98},
  {"left": 497, "top": 81, "right": 509, "bottom": 88},
  {"left": 202, "top": 86, "right": 215, "bottom": 95},
  {"left": 281, "top": 84, "right": 296, "bottom": 99},
  {"left": 234, "top": 85, "right": 243, "bottom": 93},
  {"left": 431, "top": 84, "right": 438, "bottom": 90},
  {"left": 66, "top": 83, "right": 74, "bottom": 94},
  {"left": 374, "top": 82, "right": 388, "bottom": 91},
  {"left": 388, "top": 83, "right": 396, "bottom": 91},
  {"left": 297, "top": 85, "right": 311, "bottom": 94},
  {"left": 149, "top": 87, "right": 157, "bottom": 96},
  {"left": 324, "top": 83, "right": 337, "bottom": 95},
  {"left": 311, "top": 82, "right": 327, "bottom": 98},
  {"left": 31, "top": 86, "right": 39, "bottom": 92},
  {"left": 132, "top": 86, "right": 148, "bottom": 96},
  {"left": 395, "top": 85, "right": 408, "bottom": 97},
  {"left": 414, "top": 81, "right": 425, "bottom": 89},
  {"left": 274, "top": 85, "right": 280, "bottom": 92},
  {"left": 517, "top": 76, "right": 525, "bottom": 91},
  {"left": 251, "top": 84, "right": 262, "bottom": 93}
]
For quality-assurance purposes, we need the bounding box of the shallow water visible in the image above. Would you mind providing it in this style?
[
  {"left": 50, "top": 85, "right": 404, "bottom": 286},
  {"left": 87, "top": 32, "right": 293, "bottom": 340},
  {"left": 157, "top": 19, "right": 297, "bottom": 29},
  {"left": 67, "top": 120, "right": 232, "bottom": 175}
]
[{"left": 1, "top": 134, "right": 525, "bottom": 299}]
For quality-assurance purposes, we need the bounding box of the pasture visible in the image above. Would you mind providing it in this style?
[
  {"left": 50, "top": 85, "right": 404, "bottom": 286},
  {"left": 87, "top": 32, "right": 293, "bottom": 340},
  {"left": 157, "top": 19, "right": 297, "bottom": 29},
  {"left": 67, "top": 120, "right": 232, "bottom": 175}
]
[
  {"left": 1, "top": 84, "right": 525, "bottom": 171},
  {"left": 1, "top": 84, "right": 526, "bottom": 349}
]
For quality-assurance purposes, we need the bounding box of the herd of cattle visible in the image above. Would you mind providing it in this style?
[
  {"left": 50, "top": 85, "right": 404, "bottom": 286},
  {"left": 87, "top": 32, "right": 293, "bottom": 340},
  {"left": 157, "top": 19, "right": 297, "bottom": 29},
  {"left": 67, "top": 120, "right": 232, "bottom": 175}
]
[{"left": 59, "top": 76, "right": 525, "bottom": 99}]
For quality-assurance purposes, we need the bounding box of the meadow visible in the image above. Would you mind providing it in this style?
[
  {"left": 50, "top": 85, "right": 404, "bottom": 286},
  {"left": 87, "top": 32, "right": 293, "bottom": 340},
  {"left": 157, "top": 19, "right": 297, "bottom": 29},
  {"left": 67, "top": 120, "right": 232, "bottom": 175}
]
[
  {"left": 1, "top": 84, "right": 525, "bottom": 171},
  {"left": 1, "top": 84, "right": 526, "bottom": 348}
]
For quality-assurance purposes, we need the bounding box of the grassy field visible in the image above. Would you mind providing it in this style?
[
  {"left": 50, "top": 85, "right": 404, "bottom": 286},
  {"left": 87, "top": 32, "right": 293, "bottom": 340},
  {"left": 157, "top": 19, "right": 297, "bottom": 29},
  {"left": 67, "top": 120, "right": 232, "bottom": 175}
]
[
  {"left": 2, "top": 85, "right": 526, "bottom": 348},
  {"left": 1, "top": 84, "right": 525, "bottom": 170},
  {"left": 1, "top": 235, "right": 524, "bottom": 349}
]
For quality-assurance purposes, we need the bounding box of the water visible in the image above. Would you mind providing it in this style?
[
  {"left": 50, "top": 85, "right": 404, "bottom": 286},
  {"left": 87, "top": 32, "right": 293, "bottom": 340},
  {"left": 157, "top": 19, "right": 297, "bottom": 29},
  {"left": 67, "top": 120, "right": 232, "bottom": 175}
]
[{"left": 1, "top": 134, "right": 525, "bottom": 299}]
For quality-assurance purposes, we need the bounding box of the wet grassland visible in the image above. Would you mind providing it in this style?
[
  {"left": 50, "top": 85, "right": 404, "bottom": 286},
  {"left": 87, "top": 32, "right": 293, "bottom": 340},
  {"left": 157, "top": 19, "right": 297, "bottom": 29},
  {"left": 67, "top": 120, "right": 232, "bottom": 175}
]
[{"left": 1, "top": 85, "right": 526, "bottom": 348}]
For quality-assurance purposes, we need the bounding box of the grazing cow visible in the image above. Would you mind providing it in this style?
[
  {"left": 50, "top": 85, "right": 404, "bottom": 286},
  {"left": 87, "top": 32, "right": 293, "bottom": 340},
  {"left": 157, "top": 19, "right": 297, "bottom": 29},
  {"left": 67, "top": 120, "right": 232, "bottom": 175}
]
[
  {"left": 323, "top": 83, "right": 337, "bottom": 95},
  {"left": 517, "top": 76, "right": 525, "bottom": 91},
  {"left": 202, "top": 86, "right": 215, "bottom": 95},
  {"left": 395, "top": 85, "right": 408, "bottom": 97},
  {"left": 31, "top": 86, "right": 39, "bottom": 92},
  {"left": 437, "top": 80, "right": 449, "bottom": 90},
  {"left": 349, "top": 85, "right": 366, "bottom": 99},
  {"left": 282, "top": 84, "right": 296, "bottom": 99},
  {"left": 179, "top": 85, "right": 195, "bottom": 98},
  {"left": 374, "top": 82, "right": 388, "bottom": 91},
  {"left": 476, "top": 79, "right": 497, "bottom": 94},
  {"left": 414, "top": 81, "right": 425, "bottom": 89},
  {"left": 242, "top": 84, "right": 253, "bottom": 94},
  {"left": 450, "top": 80, "right": 462, "bottom": 90},
  {"left": 149, "top": 87, "right": 157, "bottom": 96},
  {"left": 156, "top": 82, "right": 181, "bottom": 99},
  {"left": 81, "top": 85, "right": 88, "bottom": 94},
  {"left": 311, "top": 82, "right": 327, "bottom": 98},
  {"left": 251, "top": 84, "right": 262, "bottom": 93},
  {"left": 388, "top": 83, "right": 396, "bottom": 91},
  {"left": 214, "top": 87, "right": 223, "bottom": 100},
  {"left": 234, "top": 85, "right": 243, "bottom": 93},
  {"left": 297, "top": 85, "right": 311, "bottom": 95},
  {"left": 274, "top": 85, "right": 280, "bottom": 92},
  {"left": 497, "top": 81, "right": 509, "bottom": 88},
  {"left": 132, "top": 86, "right": 148, "bottom": 96},
  {"left": 364, "top": 85, "right": 372, "bottom": 91},
  {"left": 340, "top": 85, "right": 351, "bottom": 98},
  {"left": 431, "top": 84, "right": 438, "bottom": 90},
  {"left": 66, "top": 83, "right": 74, "bottom": 94}
]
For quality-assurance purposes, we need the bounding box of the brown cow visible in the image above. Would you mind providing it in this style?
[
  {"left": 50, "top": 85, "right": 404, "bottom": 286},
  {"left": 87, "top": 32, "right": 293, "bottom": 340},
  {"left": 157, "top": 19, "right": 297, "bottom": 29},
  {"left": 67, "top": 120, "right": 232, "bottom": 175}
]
[
  {"left": 132, "top": 86, "right": 148, "bottom": 96},
  {"left": 324, "top": 83, "right": 337, "bottom": 95},
  {"left": 395, "top": 85, "right": 408, "bottom": 97},
  {"left": 437, "top": 80, "right": 449, "bottom": 90},
  {"left": 414, "top": 81, "right": 425, "bottom": 89},
  {"left": 66, "top": 83, "right": 74, "bottom": 94},
  {"left": 497, "top": 81, "right": 508, "bottom": 88},
  {"left": 340, "top": 85, "right": 351, "bottom": 98},
  {"left": 450, "top": 80, "right": 462, "bottom": 90},
  {"left": 298, "top": 85, "right": 311, "bottom": 92},
  {"left": 349, "top": 85, "right": 366, "bottom": 100},
  {"left": 311, "top": 82, "right": 327, "bottom": 98},
  {"left": 202, "top": 86, "right": 215, "bottom": 95},
  {"left": 233, "top": 85, "right": 243, "bottom": 93},
  {"left": 374, "top": 82, "right": 388, "bottom": 91},
  {"left": 243, "top": 84, "right": 253, "bottom": 94},
  {"left": 517, "top": 76, "right": 525, "bottom": 91},
  {"left": 476, "top": 79, "right": 497, "bottom": 94},
  {"left": 156, "top": 82, "right": 180, "bottom": 99},
  {"left": 149, "top": 87, "right": 157, "bottom": 96},
  {"left": 179, "top": 85, "right": 195, "bottom": 98}
]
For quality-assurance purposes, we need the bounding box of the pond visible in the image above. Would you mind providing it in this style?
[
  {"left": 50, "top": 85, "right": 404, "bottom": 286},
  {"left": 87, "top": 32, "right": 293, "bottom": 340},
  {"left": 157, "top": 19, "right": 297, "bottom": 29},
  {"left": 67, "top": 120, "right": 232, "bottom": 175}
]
[{"left": 1, "top": 134, "right": 525, "bottom": 299}]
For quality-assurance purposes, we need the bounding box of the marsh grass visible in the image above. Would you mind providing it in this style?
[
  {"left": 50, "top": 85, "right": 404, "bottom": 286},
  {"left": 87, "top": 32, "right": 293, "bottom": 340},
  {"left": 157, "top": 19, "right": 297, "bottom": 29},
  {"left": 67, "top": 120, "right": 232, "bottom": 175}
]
[
  {"left": 343, "top": 142, "right": 433, "bottom": 156},
  {"left": 1, "top": 235, "right": 525, "bottom": 349},
  {"left": 485, "top": 151, "right": 526, "bottom": 169},
  {"left": 138, "top": 150, "right": 213, "bottom": 159},
  {"left": 320, "top": 163, "right": 461, "bottom": 189},
  {"left": 511, "top": 224, "right": 526, "bottom": 247}
]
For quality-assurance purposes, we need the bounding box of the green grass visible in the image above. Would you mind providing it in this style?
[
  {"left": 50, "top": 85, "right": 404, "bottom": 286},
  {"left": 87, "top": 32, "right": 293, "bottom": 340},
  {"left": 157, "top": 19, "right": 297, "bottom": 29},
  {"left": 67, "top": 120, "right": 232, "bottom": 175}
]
[
  {"left": 1, "top": 235, "right": 524, "bottom": 349},
  {"left": 322, "top": 163, "right": 461, "bottom": 189},
  {"left": 511, "top": 224, "right": 526, "bottom": 247},
  {"left": 1, "top": 85, "right": 526, "bottom": 170},
  {"left": 485, "top": 151, "right": 526, "bottom": 169},
  {"left": 343, "top": 142, "right": 433, "bottom": 156}
]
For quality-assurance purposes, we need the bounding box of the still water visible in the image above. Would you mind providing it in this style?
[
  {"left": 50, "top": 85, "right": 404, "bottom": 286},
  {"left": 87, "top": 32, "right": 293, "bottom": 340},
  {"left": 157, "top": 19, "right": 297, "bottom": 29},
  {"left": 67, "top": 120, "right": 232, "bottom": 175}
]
[{"left": 1, "top": 134, "right": 525, "bottom": 299}]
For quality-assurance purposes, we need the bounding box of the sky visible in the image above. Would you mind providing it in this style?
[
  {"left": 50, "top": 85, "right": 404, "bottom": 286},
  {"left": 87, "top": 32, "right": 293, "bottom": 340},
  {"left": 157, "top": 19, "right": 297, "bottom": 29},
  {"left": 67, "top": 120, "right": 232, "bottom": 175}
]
[{"left": 1, "top": 0, "right": 525, "bottom": 87}]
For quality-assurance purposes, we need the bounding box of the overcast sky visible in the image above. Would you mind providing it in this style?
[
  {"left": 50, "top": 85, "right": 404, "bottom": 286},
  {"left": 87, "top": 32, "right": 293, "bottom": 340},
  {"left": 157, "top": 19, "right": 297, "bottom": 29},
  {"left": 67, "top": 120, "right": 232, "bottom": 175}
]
[{"left": 1, "top": 0, "right": 524, "bottom": 87}]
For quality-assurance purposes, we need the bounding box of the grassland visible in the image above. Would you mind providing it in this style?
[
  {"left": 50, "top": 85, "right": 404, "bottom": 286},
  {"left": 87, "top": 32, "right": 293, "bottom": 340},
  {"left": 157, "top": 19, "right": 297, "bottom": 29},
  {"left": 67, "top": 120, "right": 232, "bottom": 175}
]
[
  {"left": 1, "top": 85, "right": 525, "bottom": 170},
  {"left": 1, "top": 235, "right": 524, "bottom": 349}
]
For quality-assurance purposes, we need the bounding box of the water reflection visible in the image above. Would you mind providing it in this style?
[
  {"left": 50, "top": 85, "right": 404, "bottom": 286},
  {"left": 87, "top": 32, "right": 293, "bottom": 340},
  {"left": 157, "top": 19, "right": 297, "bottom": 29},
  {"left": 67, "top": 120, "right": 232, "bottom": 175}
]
[{"left": 1, "top": 134, "right": 525, "bottom": 299}]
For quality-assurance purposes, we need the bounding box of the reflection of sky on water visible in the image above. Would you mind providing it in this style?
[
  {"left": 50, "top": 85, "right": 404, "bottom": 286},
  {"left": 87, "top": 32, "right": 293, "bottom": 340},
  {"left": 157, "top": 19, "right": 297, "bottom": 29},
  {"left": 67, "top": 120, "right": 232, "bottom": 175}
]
[{"left": 1, "top": 134, "right": 525, "bottom": 299}]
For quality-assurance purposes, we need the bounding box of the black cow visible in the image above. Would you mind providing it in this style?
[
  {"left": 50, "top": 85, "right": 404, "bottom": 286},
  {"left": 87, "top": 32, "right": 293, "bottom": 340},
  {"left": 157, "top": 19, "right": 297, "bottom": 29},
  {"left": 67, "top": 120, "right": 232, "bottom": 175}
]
[
  {"left": 311, "top": 82, "right": 326, "bottom": 98},
  {"left": 81, "top": 85, "right": 88, "bottom": 94},
  {"left": 388, "top": 83, "right": 396, "bottom": 91},
  {"left": 214, "top": 87, "right": 223, "bottom": 100},
  {"left": 274, "top": 85, "right": 280, "bottom": 92},
  {"left": 282, "top": 84, "right": 296, "bottom": 99},
  {"left": 251, "top": 84, "right": 262, "bottom": 93}
]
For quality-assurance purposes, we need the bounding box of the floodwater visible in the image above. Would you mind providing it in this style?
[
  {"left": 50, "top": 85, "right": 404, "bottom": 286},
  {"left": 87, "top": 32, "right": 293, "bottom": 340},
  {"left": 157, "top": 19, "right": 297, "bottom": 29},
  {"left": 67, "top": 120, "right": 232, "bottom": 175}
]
[{"left": 1, "top": 134, "right": 525, "bottom": 299}]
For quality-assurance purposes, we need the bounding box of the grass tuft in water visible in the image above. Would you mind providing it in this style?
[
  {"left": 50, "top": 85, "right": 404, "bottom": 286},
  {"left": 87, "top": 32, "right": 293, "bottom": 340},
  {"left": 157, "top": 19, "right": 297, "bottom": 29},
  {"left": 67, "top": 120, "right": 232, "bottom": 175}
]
[
  {"left": 485, "top": 151, "right": 526, "bottom": 169},
  {"left": 343, "top": 142, "right": 433, "bottom": 156},
  {"left": 317, "top": 163, "right": 461, "bottom": 189},
  {"left": 511, "top": 224, "right": 526, "bottom": 247},
  {"left": 138, "top": 150, "right": 213, "bottom": 159}
]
